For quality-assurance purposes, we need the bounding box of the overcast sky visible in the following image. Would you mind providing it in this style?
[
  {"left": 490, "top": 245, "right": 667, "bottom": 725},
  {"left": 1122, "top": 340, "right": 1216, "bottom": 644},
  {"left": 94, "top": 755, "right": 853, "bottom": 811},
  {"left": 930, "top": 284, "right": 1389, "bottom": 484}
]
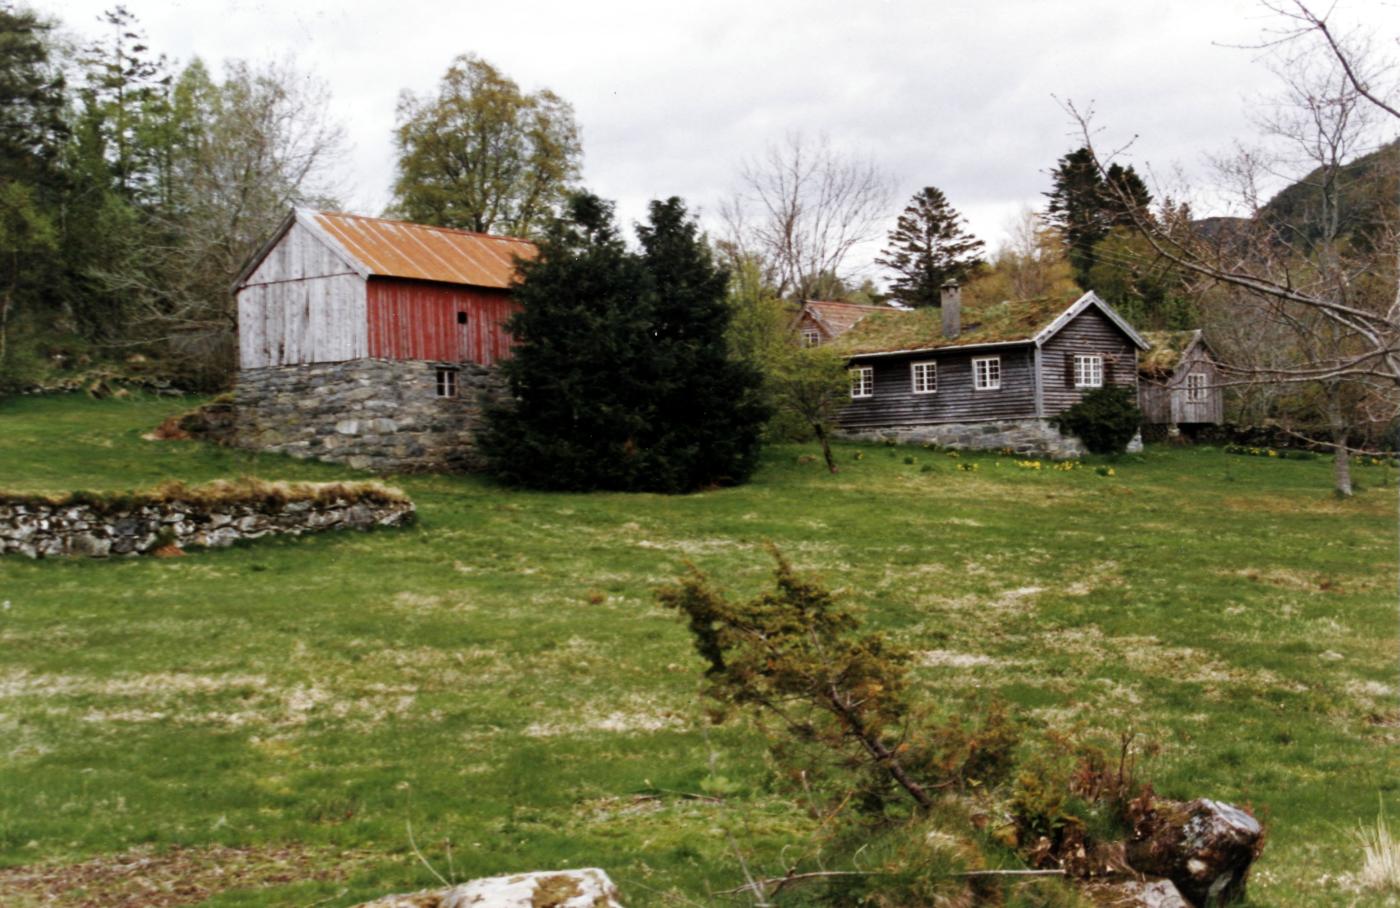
[{"left": 48, "top": 0, "right": 1400, "bottom": 284}]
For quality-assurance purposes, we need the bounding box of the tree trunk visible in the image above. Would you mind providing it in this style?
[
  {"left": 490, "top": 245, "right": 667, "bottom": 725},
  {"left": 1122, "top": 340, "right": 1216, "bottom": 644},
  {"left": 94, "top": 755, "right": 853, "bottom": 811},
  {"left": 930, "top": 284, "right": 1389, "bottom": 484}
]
[
  {"left": 0, "top": 265, "right": 14, "bottom": 368},
  {"left": 1333, "top": 429, "right": 1353, "bottom": 497},
  {"left": 1328, "top": 394, "right": 1353, "bottom": 497},
  {"left": 813, "top": 423, "right": 838, "bottom": 473}
]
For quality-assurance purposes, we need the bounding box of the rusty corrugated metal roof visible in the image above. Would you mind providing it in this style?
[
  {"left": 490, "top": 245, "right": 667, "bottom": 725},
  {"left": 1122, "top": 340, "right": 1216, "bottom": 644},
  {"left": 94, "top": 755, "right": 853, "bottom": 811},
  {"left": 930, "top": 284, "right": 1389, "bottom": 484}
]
[{"left": 311, "top": 210, "right": 536, "bottom": 289}]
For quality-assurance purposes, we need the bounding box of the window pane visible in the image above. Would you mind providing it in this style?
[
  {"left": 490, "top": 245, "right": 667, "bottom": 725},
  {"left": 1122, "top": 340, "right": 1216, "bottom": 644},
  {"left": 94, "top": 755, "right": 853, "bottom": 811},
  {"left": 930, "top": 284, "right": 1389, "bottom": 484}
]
[{"left": 912, "top": 361, "right": 936, "bottom": 393}]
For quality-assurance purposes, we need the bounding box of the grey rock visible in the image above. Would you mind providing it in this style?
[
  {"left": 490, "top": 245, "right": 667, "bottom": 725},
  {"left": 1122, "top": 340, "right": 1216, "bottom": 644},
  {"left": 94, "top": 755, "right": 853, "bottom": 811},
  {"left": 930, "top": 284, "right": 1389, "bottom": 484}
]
[
  {"left": 66, "top": 534, "right": 111, "bottom": 558},
  {"left": 356, "top": 868, "right": 624, "bottom": 908},
  {"left": 1085, "top": 879, "right": 1189, "bottom": 908}
]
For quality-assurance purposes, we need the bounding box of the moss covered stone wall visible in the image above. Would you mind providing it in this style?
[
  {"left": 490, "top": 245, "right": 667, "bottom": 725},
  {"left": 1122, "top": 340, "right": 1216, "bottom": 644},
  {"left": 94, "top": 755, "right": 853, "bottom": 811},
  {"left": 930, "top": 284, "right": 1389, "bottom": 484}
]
[{"left": 0, "top": 480, "right": 414, "bottom": 559}]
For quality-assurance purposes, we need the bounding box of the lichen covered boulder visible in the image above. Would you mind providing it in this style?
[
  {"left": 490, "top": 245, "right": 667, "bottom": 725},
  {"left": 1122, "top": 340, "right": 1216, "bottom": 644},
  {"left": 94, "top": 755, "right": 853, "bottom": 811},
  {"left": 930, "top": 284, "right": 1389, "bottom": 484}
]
[
  {"left": 358, "top": 868, "right": 623, "bottom": 908},
  {"left": 1125, "top": 794, "right": 1263, "bottom": 906}
]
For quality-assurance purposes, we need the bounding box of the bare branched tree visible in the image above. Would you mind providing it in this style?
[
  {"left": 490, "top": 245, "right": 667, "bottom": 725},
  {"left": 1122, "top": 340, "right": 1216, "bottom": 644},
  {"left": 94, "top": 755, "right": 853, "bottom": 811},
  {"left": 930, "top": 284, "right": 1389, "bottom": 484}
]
[
  {"left": 1066, "top": 1, "right": 1400, "bottom": 495},
  {"left": 722, "top": 133, "right": 893, "bottom": 301},
  {"left": 98, "top": 57, "right": 347, "bottom": 386}
]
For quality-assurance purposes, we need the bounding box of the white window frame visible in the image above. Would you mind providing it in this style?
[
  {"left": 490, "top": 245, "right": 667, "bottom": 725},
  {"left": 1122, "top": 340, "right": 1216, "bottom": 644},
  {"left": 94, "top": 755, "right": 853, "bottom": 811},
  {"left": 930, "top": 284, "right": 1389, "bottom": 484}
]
[
  {"left": 1186, "top": 372, "right": 1208, "bottom": 402},
  {"left": 800, "top": 327, "right": 822, "bottom": 347},
  {"left": 1074, "top": 354, "right": 1104, "bottom": 388},
  {"left": 435, "top": 368, "right": 458, "bottom": 398},
  {"left": 849, "top": 366, "right": 874, "bottom": 399},
  {"left": 910, "top": 360, "right": 937, "bottom": 394},
  {"left": 972, "top": 356, "right": 1001, "bottom": 391}
]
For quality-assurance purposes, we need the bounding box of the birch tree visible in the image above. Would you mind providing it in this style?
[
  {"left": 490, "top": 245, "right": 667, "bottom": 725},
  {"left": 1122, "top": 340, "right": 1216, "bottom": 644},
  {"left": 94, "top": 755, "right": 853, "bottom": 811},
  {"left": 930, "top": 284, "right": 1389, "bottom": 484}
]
[{"left": 723, "top": 134, "right": 893, "bottom": 301}]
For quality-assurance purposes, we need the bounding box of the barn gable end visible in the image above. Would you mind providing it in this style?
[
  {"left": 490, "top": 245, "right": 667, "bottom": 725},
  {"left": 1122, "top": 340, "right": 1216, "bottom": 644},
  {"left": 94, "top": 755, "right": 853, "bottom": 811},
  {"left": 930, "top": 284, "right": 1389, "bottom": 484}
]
[{"left": 237, "top": 216, "right": 369, "bottom": 369}]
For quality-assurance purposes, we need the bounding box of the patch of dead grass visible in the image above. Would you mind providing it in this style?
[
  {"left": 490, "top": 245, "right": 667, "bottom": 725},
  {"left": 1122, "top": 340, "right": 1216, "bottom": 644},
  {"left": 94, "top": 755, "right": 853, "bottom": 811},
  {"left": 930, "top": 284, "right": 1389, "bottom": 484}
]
[{"left": 0, "top": 844, "right": 380, "bottom": 908}]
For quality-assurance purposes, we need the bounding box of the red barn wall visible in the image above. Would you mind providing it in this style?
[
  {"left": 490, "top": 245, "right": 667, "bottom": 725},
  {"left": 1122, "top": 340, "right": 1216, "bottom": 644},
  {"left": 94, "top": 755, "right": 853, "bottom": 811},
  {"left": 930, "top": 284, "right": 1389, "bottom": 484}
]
[{"left": 366, "top": 277, "right": 518, "bottom": 366}]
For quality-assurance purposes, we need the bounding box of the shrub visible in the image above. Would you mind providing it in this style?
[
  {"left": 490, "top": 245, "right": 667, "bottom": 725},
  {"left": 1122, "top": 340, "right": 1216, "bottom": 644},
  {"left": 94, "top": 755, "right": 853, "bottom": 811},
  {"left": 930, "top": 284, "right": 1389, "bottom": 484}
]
[
  {"left": 480, "top": 194, "right": 769, "bottom": 492},
  {"left": 1052, "top": 386, "right": 1141, "bottom": 455}
]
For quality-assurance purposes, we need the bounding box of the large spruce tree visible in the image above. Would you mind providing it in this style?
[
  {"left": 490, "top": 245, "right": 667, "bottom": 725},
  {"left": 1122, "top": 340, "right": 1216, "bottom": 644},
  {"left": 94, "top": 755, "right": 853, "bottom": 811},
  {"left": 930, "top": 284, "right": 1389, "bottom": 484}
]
[
  {"left": 480, "top": 193, "right": 769, "bottom": 492},
  {"left": 1044, "top": 148, "right": 1152, "bottom": 288},
  {"left": 875, "top": 186, "right": 984, "bottom": 307}
]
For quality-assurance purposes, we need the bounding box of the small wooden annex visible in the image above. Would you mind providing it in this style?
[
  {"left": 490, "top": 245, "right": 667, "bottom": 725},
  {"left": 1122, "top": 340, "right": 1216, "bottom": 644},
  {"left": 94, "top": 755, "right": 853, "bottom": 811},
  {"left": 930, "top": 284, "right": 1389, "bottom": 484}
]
[
  {"left": 792, "top": 299, "right": 892, "bottom": 346},
  {"left": 1138, "top": 330, "right": 1224, "bottom": 430},
  {"left": 830, "top": 288, "right": 1149, "bottom": 455}
]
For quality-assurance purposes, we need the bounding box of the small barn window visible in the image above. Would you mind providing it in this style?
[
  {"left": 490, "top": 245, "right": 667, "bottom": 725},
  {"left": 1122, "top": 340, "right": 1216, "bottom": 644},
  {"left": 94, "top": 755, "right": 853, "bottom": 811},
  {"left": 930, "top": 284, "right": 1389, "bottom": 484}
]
[
  {"left": 435, "top": 368, "right": 458, "bottom": 398},
  {"left": 801, "top": 327, "right": 822, "bottom": 347},
  {"left": 457, "top": 311, "right": 468, "bottom": 325},
  {"left": 972, "top": 356, "right": 1001, "bottom": 391},
  {"left": 850, "top": 366, "right": 875, "bottom": 399},
  {"left": 1186, "top": 372, "right": 1208, "bottom": 401},
  {"left": 1074, "top": 354, "right": 1104, "bottom": 388},
  {"left": 910, "top": 361, "right": 937, "bottom": 394}
]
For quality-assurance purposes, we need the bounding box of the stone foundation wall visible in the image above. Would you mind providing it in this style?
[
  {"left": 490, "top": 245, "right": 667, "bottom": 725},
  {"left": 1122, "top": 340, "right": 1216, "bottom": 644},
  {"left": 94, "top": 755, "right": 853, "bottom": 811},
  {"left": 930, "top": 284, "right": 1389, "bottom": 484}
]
[
  {"left": 234, "top": 359, "right": 507, "bottom": 472},
  {"left": 837, "top": 418, "right": 1144, "bottom": 458},
  {"left": 0, "top": 491, "right": 414, "bottom": 559}
]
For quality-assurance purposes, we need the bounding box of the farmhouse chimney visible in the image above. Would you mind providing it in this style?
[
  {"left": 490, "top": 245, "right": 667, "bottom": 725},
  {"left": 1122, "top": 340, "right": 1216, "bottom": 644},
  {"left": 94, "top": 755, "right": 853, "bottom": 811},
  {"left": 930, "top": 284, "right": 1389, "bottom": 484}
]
[{"left": 940, "top": 280, "right": 961, "bottom": 340}]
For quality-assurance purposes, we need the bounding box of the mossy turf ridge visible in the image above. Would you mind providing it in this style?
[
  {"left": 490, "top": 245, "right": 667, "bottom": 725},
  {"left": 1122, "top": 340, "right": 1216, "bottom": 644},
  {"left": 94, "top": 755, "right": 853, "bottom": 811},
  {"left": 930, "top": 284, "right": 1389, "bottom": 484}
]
[
  {"left": 0, "top": 477, "right": 409, "bottom": 514},
  {"left": 0, "top": 393, "right": 1397, "bottom": 906}
]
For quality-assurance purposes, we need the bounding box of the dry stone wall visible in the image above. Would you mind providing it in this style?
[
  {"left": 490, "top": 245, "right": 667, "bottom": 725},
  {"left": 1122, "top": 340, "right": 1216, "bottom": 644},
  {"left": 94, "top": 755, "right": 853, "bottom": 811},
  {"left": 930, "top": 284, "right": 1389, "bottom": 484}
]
[
  {"left": 0, "top": 487, "right": 414, "bottom": 559},
  {"left": 235, "top": 359, "right": 506, "bottom": 473}
]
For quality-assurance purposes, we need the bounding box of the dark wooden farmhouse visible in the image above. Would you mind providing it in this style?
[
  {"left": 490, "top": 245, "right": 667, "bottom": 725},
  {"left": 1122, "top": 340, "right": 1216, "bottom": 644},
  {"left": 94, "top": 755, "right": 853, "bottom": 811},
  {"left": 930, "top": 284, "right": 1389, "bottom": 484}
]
[
  {"left": 232, "top": 208, "right": 535, "bottom": 472},
  {"left": 792, "top": 299, "right": 891, "bottom": 346},
  {"left": 831, "top": 285, "right": 1149, "bottom": 456},
  {"left": 1138, "top": 330, "right": 1224, "bottom": 436}
]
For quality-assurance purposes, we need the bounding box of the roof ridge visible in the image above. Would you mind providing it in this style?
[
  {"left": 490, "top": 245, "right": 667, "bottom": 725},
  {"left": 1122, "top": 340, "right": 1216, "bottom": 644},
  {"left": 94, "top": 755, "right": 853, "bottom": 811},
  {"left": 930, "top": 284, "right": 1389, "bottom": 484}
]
[{"left": 314, "top": 209, "right": 536, "bottom": 246}]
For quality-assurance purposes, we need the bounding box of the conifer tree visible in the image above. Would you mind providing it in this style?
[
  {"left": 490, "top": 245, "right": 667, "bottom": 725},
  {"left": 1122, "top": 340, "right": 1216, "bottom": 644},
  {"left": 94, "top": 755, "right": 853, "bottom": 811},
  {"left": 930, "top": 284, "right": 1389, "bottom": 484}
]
[
  {"left": 481, "top": 193, "right": 769, "bottom": 492},
  {"left": 875, "top": 186, "right": 984, "bottom": 307},
  {"left": 1044, "top": 148, "right": 1153, "bottom": 288}
]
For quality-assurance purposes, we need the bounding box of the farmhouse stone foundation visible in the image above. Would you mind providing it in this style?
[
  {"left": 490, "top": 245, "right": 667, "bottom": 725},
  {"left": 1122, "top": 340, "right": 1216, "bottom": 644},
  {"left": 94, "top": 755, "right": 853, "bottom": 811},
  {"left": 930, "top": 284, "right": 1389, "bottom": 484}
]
[
  {"left": 235, "top": 358, "right": 507, "bottom": 472},
  {"left": 837, "top": 418, "right": 1143, "bottom": 458},
  {"left": 0, "top": 491, "right": 414, "bottom": 559}
]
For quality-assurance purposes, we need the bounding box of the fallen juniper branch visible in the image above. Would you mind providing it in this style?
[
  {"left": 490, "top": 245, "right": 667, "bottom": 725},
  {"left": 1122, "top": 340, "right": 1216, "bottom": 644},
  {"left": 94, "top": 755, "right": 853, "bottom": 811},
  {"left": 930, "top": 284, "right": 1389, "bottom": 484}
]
[{"left": 718, "top": 867, "right": 1067, "bottom": 898}]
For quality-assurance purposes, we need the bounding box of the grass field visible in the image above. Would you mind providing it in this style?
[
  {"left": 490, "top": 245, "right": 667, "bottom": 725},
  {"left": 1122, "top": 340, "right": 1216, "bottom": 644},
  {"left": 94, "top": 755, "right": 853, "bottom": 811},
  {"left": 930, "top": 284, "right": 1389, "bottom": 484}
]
[{"left": 1, "top": 393, "right": 1398, "bottom": 906}]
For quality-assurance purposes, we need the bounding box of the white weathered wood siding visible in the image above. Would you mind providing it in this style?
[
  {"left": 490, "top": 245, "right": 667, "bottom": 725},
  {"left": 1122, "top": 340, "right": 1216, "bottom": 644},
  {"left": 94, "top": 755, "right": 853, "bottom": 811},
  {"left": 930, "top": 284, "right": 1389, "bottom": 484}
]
[
  {"left": 1142, "top": 344, "right": 1223, "bottom": 425},
  {"left": 1039, "top": 307, "right": 1139, "bottom": 414},
  {"left": 237, "top": 221, "right": 368, "bottom": 369},
  {"left": 1168, "top": 345, "right": 1223, "bottom": 424}
]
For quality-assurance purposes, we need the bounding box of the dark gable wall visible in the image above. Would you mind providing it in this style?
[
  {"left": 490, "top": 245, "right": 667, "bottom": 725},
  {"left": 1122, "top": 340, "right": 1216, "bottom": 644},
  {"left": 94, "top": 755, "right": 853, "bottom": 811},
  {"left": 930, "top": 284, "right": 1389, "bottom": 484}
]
[
  {"left": 1039, "top": 306, "right": 1139, "bottom": 414},
  {"left": 838, "top": 346, "right": 1038, "bottom": 429}
]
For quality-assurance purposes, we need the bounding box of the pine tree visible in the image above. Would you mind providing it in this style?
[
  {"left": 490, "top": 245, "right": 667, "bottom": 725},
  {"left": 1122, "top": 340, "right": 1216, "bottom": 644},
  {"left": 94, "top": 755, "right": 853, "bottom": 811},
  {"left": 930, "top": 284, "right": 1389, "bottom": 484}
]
[
  {"left": 77, "top": 6, "right": 172, "bottom": 203},
  {"left": 1044, "top": 148, "right": 1153, "bottom": 288},
  {"left": 875, "top": 186, "right": 984, "bottom": 308},
  {"left": 0, "top": 5, "right": 68, "bottom": 186},
  {"left": 636, "top": 197, "right": 770, "bottom": 490},
  {"left": 1044, "top": 148, "right": 1108, "bottom": 288},
  {"left": 0, "top": 5, "right": 65, "bottom": 386},
  {"left": 480, "top": 193, "right": 769, "bottom": 492}
]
